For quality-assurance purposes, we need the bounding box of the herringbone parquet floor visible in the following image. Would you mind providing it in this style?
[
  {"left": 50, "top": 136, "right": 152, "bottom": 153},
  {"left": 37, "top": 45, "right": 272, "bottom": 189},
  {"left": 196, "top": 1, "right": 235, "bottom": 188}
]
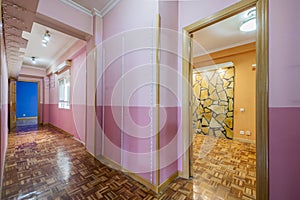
[{"left": 1, "top": 126, "right": 256, "bottom": 199}]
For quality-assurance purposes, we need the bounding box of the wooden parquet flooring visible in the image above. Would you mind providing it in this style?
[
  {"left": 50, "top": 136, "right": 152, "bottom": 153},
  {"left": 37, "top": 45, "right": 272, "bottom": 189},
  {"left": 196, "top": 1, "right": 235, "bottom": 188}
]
[{"left": 1, "top": 127, "right": 256, "bottom": 200}]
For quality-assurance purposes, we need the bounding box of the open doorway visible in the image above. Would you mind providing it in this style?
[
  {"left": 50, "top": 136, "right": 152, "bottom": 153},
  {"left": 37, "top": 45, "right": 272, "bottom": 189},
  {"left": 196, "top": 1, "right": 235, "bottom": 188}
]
[
  {"left": 15, "top": 81, "right": 39, "bottom": 131},
  {"left": 181, "top": 0, "right": 269, "bottom": 199},
  {"left": 191, "top": 8, "right": 257, "bottom": 199}
]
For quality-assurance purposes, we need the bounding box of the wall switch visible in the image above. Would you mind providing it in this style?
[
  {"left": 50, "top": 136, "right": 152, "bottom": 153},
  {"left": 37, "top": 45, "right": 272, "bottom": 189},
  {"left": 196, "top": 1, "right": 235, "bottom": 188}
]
[
  {"left": 246, "top": 131, "right": 251, "bottom": 136},
  {"left": 240, "top": 130, "right": 245, "bottom": 135}
]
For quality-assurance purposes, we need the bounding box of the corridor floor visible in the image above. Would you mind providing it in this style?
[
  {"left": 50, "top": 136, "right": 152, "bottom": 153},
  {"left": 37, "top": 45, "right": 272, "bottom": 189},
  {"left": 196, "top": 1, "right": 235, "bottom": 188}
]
[{"left": 1, "top": 127, "right": 256, "bottom": 199}]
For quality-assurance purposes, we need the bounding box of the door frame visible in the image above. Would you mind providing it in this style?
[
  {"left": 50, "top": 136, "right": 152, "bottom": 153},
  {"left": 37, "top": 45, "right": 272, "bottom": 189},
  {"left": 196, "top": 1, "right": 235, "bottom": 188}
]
[
  {"left": 15, "top": 80, "right": 41, "bottom": 125},
  {"left": 181, "top": 0, "right": 269, "bottom": 199}
]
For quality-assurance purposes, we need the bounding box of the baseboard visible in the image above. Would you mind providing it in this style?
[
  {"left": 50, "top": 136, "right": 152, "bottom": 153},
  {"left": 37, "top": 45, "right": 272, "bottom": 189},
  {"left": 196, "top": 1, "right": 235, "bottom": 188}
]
[
  {"left": 73, "top": 136, "right": 85, "bottom": 145},
  {"left": 48, "top": 123, "right": 73, "bottom": 137},
  {"left": 97, "top": 155, "right": 122, "bottom": 171},
  {"left": 123, "top": 168, "right": 158, "bottom": 193},
  {"left": 96, "top": 155, "right": 179, "bottom": 194},
  {"left": 178, "top": 171, "right": 183, "bottom": 178},
  {"left": 16, "top": 117, "right": 38, "bottom": 120},
  {"left": 97, "top": 155, "right": 158, "bottom": 193},
  {"left": 234, "top": 137, "right": 256, "bottom": 144},
  {"left": 42, "top": 122, "right": 49, "bottom": 125},
  {"left": 0, "top": 142, "right": 7, "bottom": 199},
  {"left": 158, "top": 171, "right": 179, "bottom": 193}
]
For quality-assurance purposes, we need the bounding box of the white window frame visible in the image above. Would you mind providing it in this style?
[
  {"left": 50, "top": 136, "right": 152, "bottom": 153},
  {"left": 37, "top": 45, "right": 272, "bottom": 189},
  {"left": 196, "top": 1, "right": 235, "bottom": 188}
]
[{"left": 58, "top": 76, "right": 70, "bottom": 109}]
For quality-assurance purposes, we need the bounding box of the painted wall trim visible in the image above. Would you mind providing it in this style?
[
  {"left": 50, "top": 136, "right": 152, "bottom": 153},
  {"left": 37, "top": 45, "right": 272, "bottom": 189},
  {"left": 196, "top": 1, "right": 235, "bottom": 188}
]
[
  {"left": 59, "top": 0, "right": 121, "bottom": 17},
  {"left": 193, "top": 39, "right": 256, "bottom": 57},
  {"left": 234, "top": 138, "right": 256, "bottom": 144},
  {"left": 193, "top": 61, "right": 234, "bottom": 72},
  {"left": 21, "top": 65, "right": 47, "bottom": 71},
  {"left": 60, "top": 0, "right": 92, "bottom": 16},
  {"left": 100, "top": 0, "right": 121, "bottom": 17}
]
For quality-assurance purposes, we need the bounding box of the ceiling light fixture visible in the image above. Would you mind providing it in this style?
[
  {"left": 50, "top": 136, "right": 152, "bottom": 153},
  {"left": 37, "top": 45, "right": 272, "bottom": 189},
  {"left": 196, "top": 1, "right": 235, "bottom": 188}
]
[
  {"left": 42, "top": 30, "right": 51, "bottom": 47},
  {"left": 240, "top": 8, "right": 256, "bottom": 32},
  {"left": 31, "top": 56, "right": 36, "bottom": 64}
]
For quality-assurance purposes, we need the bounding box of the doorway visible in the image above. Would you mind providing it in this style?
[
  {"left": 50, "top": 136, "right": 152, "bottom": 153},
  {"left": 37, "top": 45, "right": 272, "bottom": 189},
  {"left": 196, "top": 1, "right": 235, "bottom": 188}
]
[
  {"left": 181, "top": 0, "right": 268, "bottom": 199},
  {"left": 15, "top": 81, "right": 39, "bottom": 131}
]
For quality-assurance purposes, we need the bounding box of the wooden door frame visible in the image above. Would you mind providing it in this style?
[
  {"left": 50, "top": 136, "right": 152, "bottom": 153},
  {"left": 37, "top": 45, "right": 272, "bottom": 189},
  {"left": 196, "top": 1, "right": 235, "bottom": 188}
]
[
  {"left": 15, "top": 80, "right": 41, "bottom": 125},
  {"left": 181, "top": 0, "right": 269, "bottom": 199}
]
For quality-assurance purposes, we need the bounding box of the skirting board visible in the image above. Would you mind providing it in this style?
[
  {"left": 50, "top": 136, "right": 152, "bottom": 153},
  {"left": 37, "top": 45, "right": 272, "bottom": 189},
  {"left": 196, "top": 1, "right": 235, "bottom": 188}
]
[
  {"left": 16, "top": 117, "right": 38, "bottom": 120},
  {"left": 0, "top": 143, "right": 7, "bottom": 199},
  {"left": 47, "top": 123, "right": 85, "bottom": 145},
  {"left": 97, "top": 155, "right": 179, "bottom": 194},
  {"left": 234, "top": 137, "right": 256, "bottom": 144},
  {"left": 47, "top": 123, "right": 73, "bottom": 137}
]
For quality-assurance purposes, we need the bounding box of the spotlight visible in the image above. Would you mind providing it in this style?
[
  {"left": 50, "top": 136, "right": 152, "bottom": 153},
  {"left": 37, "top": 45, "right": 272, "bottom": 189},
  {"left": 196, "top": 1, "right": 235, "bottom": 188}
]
[
  {"left": 43, "top": 30, "right": 51, "bottom": 41},
  {"left": 31, "top": 56, "right": 36, "bottom": 64}
]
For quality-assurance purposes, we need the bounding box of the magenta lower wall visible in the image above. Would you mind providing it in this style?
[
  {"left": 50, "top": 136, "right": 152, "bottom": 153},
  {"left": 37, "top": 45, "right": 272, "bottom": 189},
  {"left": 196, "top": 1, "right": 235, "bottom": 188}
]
[
  {"left": 48, "top": 104, "right": 86, "bottom": 140},
  {"left": 160, "top": 107, "right": 179, "bottom": 183},
  {"left": 43, "top": 103, "right": 49, "bottom": 123},
  {"left": 97, "top": 105, "right": 179, "bottom": 184},
  {"left": 269, "top": 107, "right": 300, "bottom": 199}
]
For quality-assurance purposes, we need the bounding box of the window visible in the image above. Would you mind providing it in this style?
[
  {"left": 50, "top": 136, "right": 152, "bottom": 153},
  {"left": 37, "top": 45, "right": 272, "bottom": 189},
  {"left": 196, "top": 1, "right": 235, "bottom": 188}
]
[{"left": 58, "top": 77, "right": 70, "bottom": 109}]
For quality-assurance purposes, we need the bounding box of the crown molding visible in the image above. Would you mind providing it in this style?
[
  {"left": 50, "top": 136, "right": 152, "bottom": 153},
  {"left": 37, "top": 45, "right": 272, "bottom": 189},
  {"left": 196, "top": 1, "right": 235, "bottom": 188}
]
[
  {"left": 22, "top": 64, "right": 47, "bottom": 71},
  {"left": 100, "top": 0, "right": 121, "bottom": 16},
  {"left": 60, "top": 0, "right": 92, "bottom": 16},
  {"left": 59, "top": 0, "right": 121, "bottom": 18},
  {"left": 92, "top": 8, "right": 103, "bottom": 17}
]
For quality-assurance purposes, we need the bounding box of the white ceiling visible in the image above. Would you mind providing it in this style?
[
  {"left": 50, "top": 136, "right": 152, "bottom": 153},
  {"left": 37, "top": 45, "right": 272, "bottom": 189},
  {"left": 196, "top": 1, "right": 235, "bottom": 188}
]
[
  {"left": 22, "top": 23, "right": 79, "bottom": 69},
  {"left": 2, "top": 0, "right": 119, "bottom": 77},
  {"left": 193, "top": 8, "right": 256, "bottom": 57}
]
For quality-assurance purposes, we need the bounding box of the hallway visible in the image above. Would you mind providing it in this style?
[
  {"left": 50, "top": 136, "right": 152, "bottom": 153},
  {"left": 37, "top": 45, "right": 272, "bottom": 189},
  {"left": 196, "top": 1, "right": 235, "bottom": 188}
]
[
  {"left": 2, "top": 126, "right": 159, "bottom": 199},
  {"left": 2, "top": 126, "right": 256, "bottom": 199},
  {"left": 3, "top": 126, "right": 199, "bottom": 199}
]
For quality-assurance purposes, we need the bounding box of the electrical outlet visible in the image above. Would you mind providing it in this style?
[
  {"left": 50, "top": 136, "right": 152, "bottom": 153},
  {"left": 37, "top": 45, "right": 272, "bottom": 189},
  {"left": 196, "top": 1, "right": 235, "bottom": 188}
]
[
  {"left": 246, "top": 131, "right": 251, "bottom": 136},
  {"left": 240, "top": 130, "right": 245, "bottom": 135}
]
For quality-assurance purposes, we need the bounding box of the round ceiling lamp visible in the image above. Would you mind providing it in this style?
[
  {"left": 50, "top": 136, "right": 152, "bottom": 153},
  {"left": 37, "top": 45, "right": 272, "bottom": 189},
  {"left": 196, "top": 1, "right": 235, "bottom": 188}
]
[{"left": 240, "top": 8, "right": 256, "bottom": 32}]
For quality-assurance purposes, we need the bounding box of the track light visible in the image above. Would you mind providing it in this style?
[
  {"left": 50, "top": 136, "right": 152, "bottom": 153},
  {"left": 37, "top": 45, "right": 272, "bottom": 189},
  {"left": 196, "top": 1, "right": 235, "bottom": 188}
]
[
  {"left": 42, "top": 30, "right": 50, "bottom": 47},
  {"left": 31, "top": 56, "right": 36, "bottom": 64},
  {"left": 43, "top": 30, "right": 50, "bottom": 41}
]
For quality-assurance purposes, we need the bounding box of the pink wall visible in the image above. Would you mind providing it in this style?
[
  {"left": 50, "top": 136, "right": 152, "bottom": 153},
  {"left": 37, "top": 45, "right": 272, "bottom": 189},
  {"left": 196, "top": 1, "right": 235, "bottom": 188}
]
[
  {"left": 99, "top": 0, "right": 158, "bottom": 183},
  {"left": 269, "top": 0, "right": 300, "bottom": 199},
  {"left": 37, "top": 0, "right": 93, "bottom": 35},
  {"left": 48, "top": 46, "right": 86, "bottom": 141},
  {"left": 0, "top": 36, "right": 8, "bottom": 185},
  {"left": 159, "top": 0, "right": 180, "bottom": 184}
]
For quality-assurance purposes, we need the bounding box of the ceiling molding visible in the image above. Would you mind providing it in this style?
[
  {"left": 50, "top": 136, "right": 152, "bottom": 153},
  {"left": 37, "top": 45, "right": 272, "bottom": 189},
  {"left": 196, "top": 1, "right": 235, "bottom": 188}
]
[
  {"left": 60, "top": 0, "right": 121, "bottom": 18},
  {"left": 60, "top": 0, "right": 93, "bottom": 16},
  {"left": 193, "top": 39, "right": 256, "bottom": 58},
  {"left": 92, "top": 8, "right": 103, "bottom": 17},
  {"left": 100, "top": 0, "right": 121, "bottom": 16},
  {"left": 21, "top": 64, "right": 47, "bottom": 71}
]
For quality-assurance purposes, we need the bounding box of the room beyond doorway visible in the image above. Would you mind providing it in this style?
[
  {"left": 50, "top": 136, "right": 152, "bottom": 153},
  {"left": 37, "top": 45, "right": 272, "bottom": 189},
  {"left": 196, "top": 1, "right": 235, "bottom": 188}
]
[
  {"left": 181, "top": 0, "right": 269, "bottom": 199},
  {"left": 15, "top": 81, "right": 39, "bottom": 129}
]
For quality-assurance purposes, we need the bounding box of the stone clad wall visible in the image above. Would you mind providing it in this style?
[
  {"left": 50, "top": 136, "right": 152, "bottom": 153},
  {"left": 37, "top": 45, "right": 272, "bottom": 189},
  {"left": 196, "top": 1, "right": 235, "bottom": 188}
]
[{"left": 192, "top": 66, "right": 234, "bottom": 139}]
